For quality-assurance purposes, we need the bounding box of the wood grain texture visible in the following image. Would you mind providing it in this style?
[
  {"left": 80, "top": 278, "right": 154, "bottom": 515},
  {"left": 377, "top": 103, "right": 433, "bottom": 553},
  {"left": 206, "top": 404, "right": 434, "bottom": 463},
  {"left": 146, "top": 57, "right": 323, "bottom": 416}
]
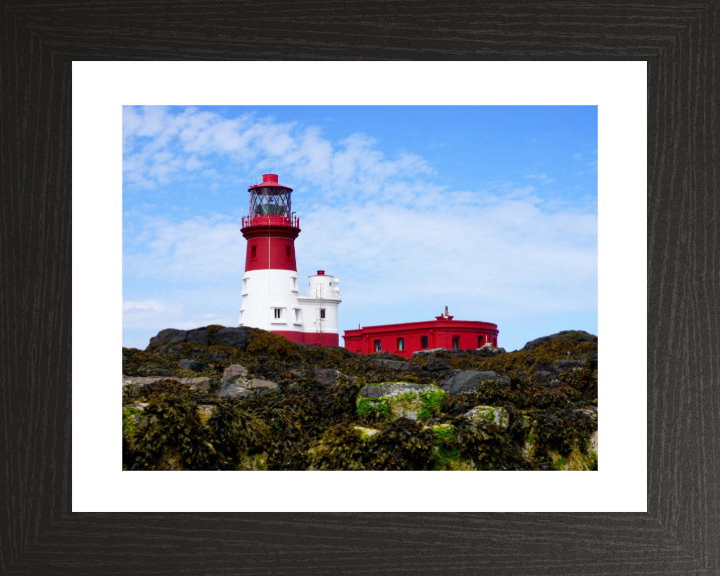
[{"left": 1, "top": 1, "right": 718, "bottom": 574}]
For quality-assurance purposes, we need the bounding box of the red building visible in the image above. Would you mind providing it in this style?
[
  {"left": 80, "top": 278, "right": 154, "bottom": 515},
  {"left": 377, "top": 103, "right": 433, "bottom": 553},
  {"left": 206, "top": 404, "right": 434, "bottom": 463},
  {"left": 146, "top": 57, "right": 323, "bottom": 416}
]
[{"left": 343, "top": 307, "right": 499, "bottom": 359}]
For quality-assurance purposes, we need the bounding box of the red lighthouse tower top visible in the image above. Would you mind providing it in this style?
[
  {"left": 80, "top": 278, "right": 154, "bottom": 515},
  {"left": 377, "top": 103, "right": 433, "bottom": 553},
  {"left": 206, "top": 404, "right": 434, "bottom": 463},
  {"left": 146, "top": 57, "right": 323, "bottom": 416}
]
[
  {"left": 242, "top": 173, "right": 299, "bottom": 230},
  {"left": 241, "top": 173, "right": 301, "bottom": 272}
]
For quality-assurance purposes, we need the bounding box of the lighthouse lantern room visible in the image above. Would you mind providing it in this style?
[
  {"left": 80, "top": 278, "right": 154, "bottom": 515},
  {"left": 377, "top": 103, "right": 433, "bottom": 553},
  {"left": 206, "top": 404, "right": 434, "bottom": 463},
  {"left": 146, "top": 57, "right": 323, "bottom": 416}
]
[{"left": 238, "top": 174, "right": 341, "bottom": 346}]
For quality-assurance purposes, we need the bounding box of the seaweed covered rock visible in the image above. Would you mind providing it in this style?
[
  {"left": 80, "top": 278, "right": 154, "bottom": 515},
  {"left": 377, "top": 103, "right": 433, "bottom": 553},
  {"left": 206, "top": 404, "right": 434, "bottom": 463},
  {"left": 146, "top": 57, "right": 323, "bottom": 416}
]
[
  {"left": 186, "top": 328, "right": 210, "bottom": 347},
  {"left": 463, "top": 405, "right": 510, "bottom": 429},
  {"left": 124, "top": 327, "right": 598, "bottom": 471},
  {"left": 369, "top": 358, "right": 410, "bottom": 371},
  {"left": 148, "top": 328, "right": 186, "bottom": 348},
  {"left": 219, "top": 377, "right": 278, "bottom": 399},
  {"left": 314, "top": 368, "right": 340, "bottom": 384},
  {"left": 523, "top": 330, "right": 597, "bottom": 351},
  {"left": 357, "top": 382, "right": 446, "bottom": 420},
  {"left": 221, "top": 364, "right": 249, "bottom": 387},
  {"left": 122, "top": 375, "right": 211, "bottom": 390},
  {"left": 213, "top": 327, "right": 249, "bottom": 350},
  {"left": 518, "top": 408, "right": 597, "bottom": 470},
  {"left": 441, "top": 370, "right": 511, "bottom": 396}
]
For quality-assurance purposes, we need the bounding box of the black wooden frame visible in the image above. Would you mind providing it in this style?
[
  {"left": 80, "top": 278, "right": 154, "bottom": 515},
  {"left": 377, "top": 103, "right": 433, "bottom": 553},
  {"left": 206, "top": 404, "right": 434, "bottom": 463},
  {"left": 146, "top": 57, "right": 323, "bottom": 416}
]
[{"left": 2, "top": 2, "right": 718, "bottom": 574}]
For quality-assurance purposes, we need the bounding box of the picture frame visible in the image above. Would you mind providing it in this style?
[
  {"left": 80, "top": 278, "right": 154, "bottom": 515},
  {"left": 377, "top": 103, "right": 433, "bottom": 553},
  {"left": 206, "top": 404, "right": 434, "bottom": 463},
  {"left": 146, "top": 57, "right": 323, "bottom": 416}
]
[{"left": 2, "top": 2, "right": 717, "bottom": 573}]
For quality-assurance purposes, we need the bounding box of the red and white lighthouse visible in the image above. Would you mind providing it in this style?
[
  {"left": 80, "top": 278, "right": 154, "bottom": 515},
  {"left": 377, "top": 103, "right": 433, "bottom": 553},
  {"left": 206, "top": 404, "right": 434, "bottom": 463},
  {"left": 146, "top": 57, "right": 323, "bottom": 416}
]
[{"left": 238, "top": 174, "right": 342, "bottom": 346}]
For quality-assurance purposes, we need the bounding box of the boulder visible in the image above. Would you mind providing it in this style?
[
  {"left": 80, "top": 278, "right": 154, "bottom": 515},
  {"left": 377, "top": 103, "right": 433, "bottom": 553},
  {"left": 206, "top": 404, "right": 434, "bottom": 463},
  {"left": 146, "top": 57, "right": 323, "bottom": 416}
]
[
  {"left": 221, "top": 364, "right": 248, "bottom": 387},
  {"left": 179, "top": 359, "right": 203, "bottom": 371},
  {"left": 357, "top": 382, "right": 446, "bottom": 420},
  {"left": 370, "top": 359, "right": 410, "bottom": 371},
  {"left": 440, "top": 370, "right": 511, "bottom": 396},
  {"left": 148, "top": 328, "right": 186, "bottom": 348},
  {"left": 463, "top": 405, "right": 510, "bottom": 429},
  {"left": 213, "top": 327, "right": 248, "bottom": 350},
  {"left": 185, "top": 328, "right": 210, "bottom": 347},
  {"left": 314, "top": 368, "right": 339, "bottom": 384},
  {"left": 219, "top": 373, "right": 277, "bottom": 399}
]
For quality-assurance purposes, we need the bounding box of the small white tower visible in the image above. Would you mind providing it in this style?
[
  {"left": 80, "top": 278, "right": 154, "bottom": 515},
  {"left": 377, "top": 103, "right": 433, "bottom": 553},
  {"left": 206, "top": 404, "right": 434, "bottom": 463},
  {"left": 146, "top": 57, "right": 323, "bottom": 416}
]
[{"left": 298, "top": 271, "right": 342, "bottom": 346}]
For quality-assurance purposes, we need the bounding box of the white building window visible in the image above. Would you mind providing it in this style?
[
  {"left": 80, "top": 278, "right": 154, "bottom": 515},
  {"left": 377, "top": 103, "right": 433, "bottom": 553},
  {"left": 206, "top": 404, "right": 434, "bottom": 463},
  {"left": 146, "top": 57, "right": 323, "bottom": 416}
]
[
  {"left": 239, "top": 310, "right": 245, "bottom": 324},
  {"left": 273, "top": 308, "right": 283, "bottom": 320},
  {"left": 291, "top": 277, "right": 298, "bottom": 291},
  {"left": 320, "top": 308, "right": 326, "bottom": 319},
  {"left": 294, "top": 309, "right": 301, "bottom": 323},
  {"left": 242, "top": 278, "right": 248, "bottom": 292}
]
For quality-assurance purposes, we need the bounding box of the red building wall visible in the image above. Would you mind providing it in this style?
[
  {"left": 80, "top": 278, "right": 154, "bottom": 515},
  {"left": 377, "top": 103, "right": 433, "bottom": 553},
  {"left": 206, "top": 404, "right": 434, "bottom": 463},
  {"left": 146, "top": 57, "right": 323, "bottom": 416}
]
[{"left": 343, "top": 316, "right": 499, "bottom": 359}]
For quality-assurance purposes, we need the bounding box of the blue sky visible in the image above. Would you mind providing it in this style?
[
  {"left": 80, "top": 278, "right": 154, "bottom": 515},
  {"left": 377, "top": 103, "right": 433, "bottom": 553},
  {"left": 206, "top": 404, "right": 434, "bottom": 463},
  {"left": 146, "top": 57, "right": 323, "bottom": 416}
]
[{"left": 123, "top": 105, "right": 597, "bottom": 351}]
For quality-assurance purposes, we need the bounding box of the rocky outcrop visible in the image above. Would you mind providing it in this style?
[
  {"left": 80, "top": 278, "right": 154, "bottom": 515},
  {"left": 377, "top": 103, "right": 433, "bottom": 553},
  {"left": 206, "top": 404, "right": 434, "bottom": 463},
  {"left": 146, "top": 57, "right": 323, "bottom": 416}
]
[
  {"left": 523, "top": 330, "right": 597, "bottom": 351},
  {"left": 212, "top": 327, "right": 248, "bottom": 350},
  {"left": 148, "top": 329, "right": 186, "bottom": 348},
  {"left": 146, "top": 325, "right": 250, "bottom": 352},
  {"left": 440, "top": 370, "right": 511, "bottom": 396}
]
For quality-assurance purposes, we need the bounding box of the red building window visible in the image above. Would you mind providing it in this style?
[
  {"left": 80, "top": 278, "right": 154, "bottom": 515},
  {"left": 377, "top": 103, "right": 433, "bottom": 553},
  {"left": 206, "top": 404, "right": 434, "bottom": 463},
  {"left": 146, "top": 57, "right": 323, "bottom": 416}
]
[
  {"left": 374, "top": 340, "right": 381, "bottom": 352},
  {"left": 397, "top": 337, "right": 404, "bottom": 351},
  {"left": 286, "top": 246, "right": 291, "bottom": 259},
  {"left": 478, "top": 336, "right": 483, "bottom": 348},
  {"left": 251, "top": 245, "right": 257, "bottom": 259},
  {"left": 452, "top": 336, "right": 460, "bottom": 350},
  {"left": 421, "top": 336, "right": 428, "bottom": 349}
]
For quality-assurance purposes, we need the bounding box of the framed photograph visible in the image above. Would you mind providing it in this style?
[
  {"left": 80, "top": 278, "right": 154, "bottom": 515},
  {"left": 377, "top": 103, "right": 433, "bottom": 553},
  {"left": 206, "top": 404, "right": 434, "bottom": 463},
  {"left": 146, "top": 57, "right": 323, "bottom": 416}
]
[{"left": 3, "top": 2, "right": 717, "bottom": 574}]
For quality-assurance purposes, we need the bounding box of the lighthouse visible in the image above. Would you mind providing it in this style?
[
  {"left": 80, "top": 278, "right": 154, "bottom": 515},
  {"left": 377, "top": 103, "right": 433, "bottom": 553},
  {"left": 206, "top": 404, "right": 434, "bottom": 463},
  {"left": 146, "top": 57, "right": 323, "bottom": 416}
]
[{"left": 238, "top": 174, "right": 342, "bottom": 346}]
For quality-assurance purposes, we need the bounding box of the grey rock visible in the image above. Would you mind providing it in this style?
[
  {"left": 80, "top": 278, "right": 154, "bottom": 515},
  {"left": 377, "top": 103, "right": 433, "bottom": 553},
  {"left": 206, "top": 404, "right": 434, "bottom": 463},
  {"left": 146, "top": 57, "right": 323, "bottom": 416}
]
[
  {"left": 532, "top": 361, "right": 553, "bottom": 373},
  {"left": 557, "top": 359, "right": 587, "bottom": 371},
  {"left": 441, "top": 370, "right": 511, "bottom": 396},
  {"left": 158, "top": 343, "right": 184, "bottom": 356},
  {"left": 463, "top": 405, "right": 511, "bottom": 429},
  {"left": 148, "top": 328, "right": 186, "bottom": 348},
  {"left": 188, "top": 348, "right": 205, "bottom": 360},
  {"left": 179, "top": 359, "right": 203, "bottom": 371},
  {"left": 186, "top": 328, "right": 210, "bottom": 347},
  {"left": 221, "top": 364, "right": 249, "bottom": 388},
  {"left": 213, "top": 327, "right": 248, "bottom": 350},
  {"left": 412, "top": 348, "right": 447, "bottom": 356},
  {"left": 248, "top": 378, "right": 278, "bottom": 390},
  {"left": 209, "top": 353, "right": 227, "bottom": 363},
  {"left": 314, "top": 368, "right": 340, "bottom": 384},
  {"left": 180, "top": 377, "right": 211, "bottom": 390},
  {"left": 370, "top": 359, "right": 410, "bottom": 371},
  {"left": 219, "top": 377, "right": 278, "bottom": 399}
]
